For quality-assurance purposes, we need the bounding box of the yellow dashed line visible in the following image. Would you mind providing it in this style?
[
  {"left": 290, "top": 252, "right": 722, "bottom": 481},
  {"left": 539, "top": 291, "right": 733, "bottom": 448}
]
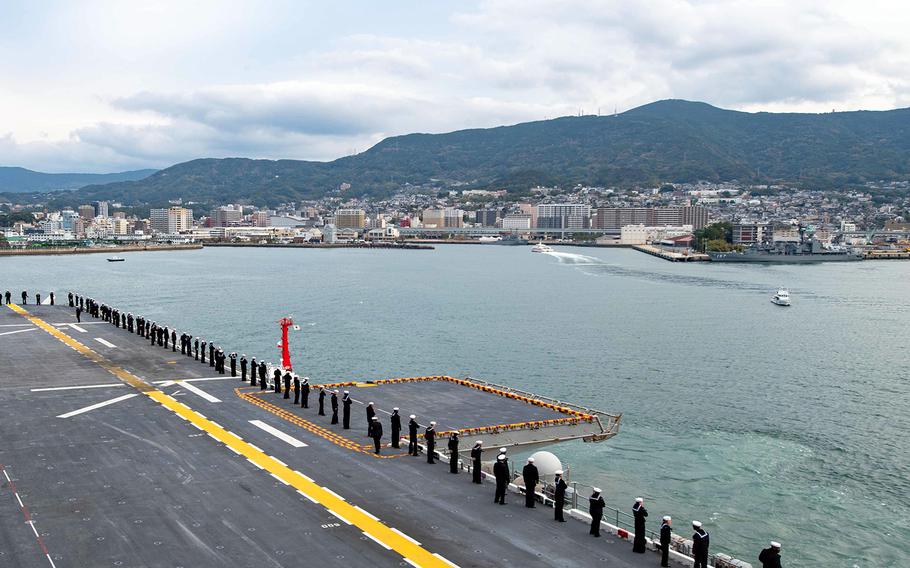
[{"left": 6, "top": 304, "right": 455, "bottom": 568}]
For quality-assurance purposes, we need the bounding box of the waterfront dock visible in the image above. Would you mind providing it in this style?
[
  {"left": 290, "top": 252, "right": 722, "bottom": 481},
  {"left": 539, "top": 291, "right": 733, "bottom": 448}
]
[
  {"left": 0, "top": 302, "right": 701, "bottom": 568},
  {"left": 0, "top": 243, "right": 202, "bottom": 257},
  {"left": 205, "top": 241, "right": 434, "bottom": 250},
  {"left": 633, "top": 244, "right": 709, "bottom": 262}
]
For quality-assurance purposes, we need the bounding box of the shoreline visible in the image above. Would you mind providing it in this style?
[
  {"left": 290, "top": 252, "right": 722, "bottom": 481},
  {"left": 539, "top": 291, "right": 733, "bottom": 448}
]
[
  {"left": 204, "top": 242, "right": 434, "bottom": 250},
  {"left": 0, "top": 244, "right": 202, "bottom": 257}
]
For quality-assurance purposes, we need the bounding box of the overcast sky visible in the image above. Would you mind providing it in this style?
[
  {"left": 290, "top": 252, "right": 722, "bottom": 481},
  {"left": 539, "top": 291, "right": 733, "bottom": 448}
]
[{"left": 1, "top": 0, "right": 908, "bottom": 172}]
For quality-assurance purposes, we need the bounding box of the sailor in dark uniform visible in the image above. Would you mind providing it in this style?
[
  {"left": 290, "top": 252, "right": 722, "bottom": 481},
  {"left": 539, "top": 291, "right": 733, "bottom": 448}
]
[
  {"left": 759, "top": 541, "right": 782, "bottom": 568},
  {"left": 553, "top": 470, "right": 567, "bottom": 521},
  {"left": 370, "top": 417, "right": 383, "bottom": 454},
  {"left": 21, "top": 290, "right": 27, "bottom": 304},
  {"left": 424, "top": 421, "right": 436, "bottom": 464},
  {"left": 200, "top": 339, "right": 206, "bottom": 363},
  {"left": 330, "top": 390, "right": 339, "bottom": 424},
  {"left": 171, "top": 330, "right": 177, "bottom": 352},
  {"left": 127, "top": 313, "right": 134, "bottom": 333},
  {"left": 447, "top": 431, "right": 460, "bottom": 473},
  {"left": 49, "top": 292, "right": 54, "bottom": 306},
  {"left": 522, "top": 458, "right": 538, "bottom": 507},
  {"left": 68, "top": 292, "right": 74, "bottom": 307},
  {"left": 282, "top": 370, "right": 291, "bottom": 398},
  {"left": 471, "top": 441, "right": 483, "bottom": 484},
  {"left": 589, "top": 488, "right": 605, "bottom": 536},
  {"left": 301, "top": 377, "right": 310, "bottom": 408},
  {"left": 365, "top": 402, "right": 376, "bottom": 436},
  {"left": 157, "top": 325, "right": 164, "bottom": 346},
  {"left": 229, "top": 352, "right": 237, "bottom": 376},
  {"left": 493, "top": 454, "right": 509, "bottom": 504},
  {"left": 35, "top": 293, "right": 41, "bottom": 305},
  {"left": 240, "top": 355, "right": 248, "bottom": 382},
  {"left": 163, "top": 326, "right": 170, "bottom": 349},
  {"left": 341, "top": 391, "right": 352, "bottom": 429},
  {"left": 5, "top": 291, "right": 11, "bottom": 304},
  {"left": 659, "top": 516, "right": 672, "bottom": 567},
  {"left": 632, "top": 497, "right": 648, "bottom": 553},
  {"left": 408, "top": 415, "right": 419, "bottom": 455},
  {"left": 692, "top": 521, "right": 709, "bottom": 568},
  {"left": 273, "top": 368, "right": 282, "bottom": 393},
  {"left": 389, "top": 408, "right": 401, "bottom": 448},
  {"left": 75, "top": 306, "right": 82, "bottom": 322},
  {"left": 259, "top": 361, "right": 267, "bottom": 389},
  {"left": 293, "top": 374, "right": 300, "bottom": 404},
  {"left": 209, "top": 342, "right": 215, "bottom": 367},
  {"left": 194, "top": 337, "right": 200, "bottom": 360},
  {"left": 317, "top": 386, "right": 326, "bottom": 415}
]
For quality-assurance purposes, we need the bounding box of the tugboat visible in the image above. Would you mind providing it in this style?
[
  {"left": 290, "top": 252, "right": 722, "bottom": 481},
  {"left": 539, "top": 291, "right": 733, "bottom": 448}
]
[{"left": 771, "top": 288, "right": 791, "bottom": 306}]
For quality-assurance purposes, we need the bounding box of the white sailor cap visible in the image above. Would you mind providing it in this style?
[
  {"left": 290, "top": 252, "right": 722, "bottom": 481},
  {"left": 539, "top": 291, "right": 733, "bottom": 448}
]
[
  {"left": 393, "top": 407, "right": 399, "bottom": 411},
  {"left": 368, "top": 401, "right": 374, "bottom": 405},
  {"left": 452, "top": 431, "right": 459, "bottom": 435},
  {"left": 499, "top": 447, "right": 507, "bottom": 453},
  {"left": 372, "top": 416, "right": 379, "bottom": 420},
  {"left": 663, "top": 516, "right": 671, "bottom": 521},
  {"left": 527, "top": 457, "right": 534, "bottom": 463},
  {"left": 334, "top": 389, "right": 340, "bottom": 393},
  {"left": 555, "top": 470, "right": 563, "bottom": 475},
  {"left": 692, "top": 521, "right": 702, "bottom": 528},
  {"left": 430, "top": 421, "right": 436, "bottom": 425},
  {"left": 636, "top": 497, "right": 643, "bottom": 503},
  {"left": 242, "top": 354, "right": 246, "bottom": 357},
  {"left": 592, "top": 488, "right": 602, "bottom": 494},
  {"left": 409, "top": 414, "right": 416, "bottom": 419},
  {"left": 304, "top": 376, "right": 310, "bottom": 381},
  {"left": 771, "top": 541, "right": 781, "bottom": 548},
  {"left": 497, "top": 454, "right": 506, "bottom": 461},
  {"left": 474, "top": 440, "right": 483, "bottom": 445},
  {"left": 343, "top": 390, "right": 349, "bottom": 393}
]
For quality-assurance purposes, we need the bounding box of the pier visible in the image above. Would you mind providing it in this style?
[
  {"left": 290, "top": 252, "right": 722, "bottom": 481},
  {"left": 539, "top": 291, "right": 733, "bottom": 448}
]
[
  {"left": 0, "top": 243, "right": 202, "bottom": 256},
  {"left": 1, "top": 302, "right": 729, "bottom": 568},
  {"left": 633, "top": 244, "right": 710, "bottom": 262}
]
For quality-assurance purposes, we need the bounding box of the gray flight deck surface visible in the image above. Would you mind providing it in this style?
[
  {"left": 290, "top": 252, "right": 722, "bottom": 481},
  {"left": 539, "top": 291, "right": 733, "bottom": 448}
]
[{"left": 0, "top": 304, "right": 654, "bottom": 568}]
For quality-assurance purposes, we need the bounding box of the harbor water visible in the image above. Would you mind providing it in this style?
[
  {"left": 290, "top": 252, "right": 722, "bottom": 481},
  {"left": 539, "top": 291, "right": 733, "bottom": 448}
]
[{"left": 3, "top": 245, "right": 908, "bottom": 567}]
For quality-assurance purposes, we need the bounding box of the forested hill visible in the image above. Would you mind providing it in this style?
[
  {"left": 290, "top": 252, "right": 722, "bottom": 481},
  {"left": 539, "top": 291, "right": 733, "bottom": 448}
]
[{"left": 68, "top": 100, "right": 910, "bottom": 206}]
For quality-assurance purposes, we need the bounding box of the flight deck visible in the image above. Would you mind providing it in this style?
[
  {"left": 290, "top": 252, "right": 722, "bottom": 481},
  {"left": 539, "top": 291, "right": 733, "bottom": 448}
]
[{"left": 0, "top": 302, "right": 674, "bottom": 568}]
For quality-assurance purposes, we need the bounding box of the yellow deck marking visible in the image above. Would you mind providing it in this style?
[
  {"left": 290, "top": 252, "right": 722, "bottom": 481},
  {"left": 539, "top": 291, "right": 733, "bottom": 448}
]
[{"left": 7, "top": 304, "right": 454, "bottom": 568}]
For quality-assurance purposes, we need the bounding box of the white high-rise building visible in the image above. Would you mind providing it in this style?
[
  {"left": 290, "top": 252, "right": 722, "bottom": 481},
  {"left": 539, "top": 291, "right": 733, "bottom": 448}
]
[{"left": 150, "top": 207, "right": 193, "bottom": 234}]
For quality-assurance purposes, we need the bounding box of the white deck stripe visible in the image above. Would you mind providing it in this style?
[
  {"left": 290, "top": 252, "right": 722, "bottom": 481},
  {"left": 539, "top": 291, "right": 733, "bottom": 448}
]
[
  {"left": 32, "top": 383, "right": 126, "bottom": 392},
  {"left": 363, "top": 531, "right": 392, "bottom": 550},
  {"left": 93, "top": 337, "right": 116, "bottom": 348},
  {"left": 69, "top": 324, "right": 87, "bottom": 333},
  {"left": 57, "top": 393, "right": 138, "bottom": 418},
  {"left": 391, "top": 527, "right": 421, "bottom": 545},
  {"left": 178, "top": 381, "right": 221, "bottom": 403},
  {"left": 248, "top": 420, "right": 308, "bottom": 448},
  {"left": 0, "top": 328, "right": 36, "bottom": 337}
]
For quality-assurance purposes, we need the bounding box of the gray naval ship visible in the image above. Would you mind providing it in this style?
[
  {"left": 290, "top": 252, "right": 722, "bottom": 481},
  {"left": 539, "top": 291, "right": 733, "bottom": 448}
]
[{"left": 709, "top": 236, "right": 863, "bottom": 263}]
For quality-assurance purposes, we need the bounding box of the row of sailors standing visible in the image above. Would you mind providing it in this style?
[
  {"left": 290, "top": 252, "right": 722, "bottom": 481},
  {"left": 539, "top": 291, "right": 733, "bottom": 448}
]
[
  {"left": 65, "top": 292, "right": 785, "bottom": 568},
  {"left": 3, "top": 290, "right": 55, "bottom": 305}
]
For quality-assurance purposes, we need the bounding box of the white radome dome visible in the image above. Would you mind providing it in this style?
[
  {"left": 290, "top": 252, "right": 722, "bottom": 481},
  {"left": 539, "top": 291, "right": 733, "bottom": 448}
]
[{"left": 528, "top": 451, "right": 562, "bottom": 480}]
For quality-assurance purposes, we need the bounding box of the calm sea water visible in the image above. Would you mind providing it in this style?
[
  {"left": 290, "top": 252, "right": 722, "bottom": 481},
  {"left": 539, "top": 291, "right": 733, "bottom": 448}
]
[{"left": 3, "top": 245, "right": 908, "bottom": 567}]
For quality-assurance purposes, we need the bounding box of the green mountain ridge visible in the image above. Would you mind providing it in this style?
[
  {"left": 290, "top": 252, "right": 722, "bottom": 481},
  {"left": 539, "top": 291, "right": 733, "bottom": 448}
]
[
  {"left": 65, "top": 100, "right": 910, "bottom": 206},
  {"left": 0, "top": 167, "right": 157, "bottom": 193}
]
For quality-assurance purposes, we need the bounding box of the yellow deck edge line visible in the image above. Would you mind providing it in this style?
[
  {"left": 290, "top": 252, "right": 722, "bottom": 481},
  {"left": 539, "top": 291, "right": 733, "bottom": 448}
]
[{"left": 7, "top": 304, "right": 452, "bottom": 568}]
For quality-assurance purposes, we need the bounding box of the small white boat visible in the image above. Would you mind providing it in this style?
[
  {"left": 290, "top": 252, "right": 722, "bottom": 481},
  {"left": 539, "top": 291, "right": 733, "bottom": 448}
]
[
  {"left": 107, "top": 256, "right": 125, "bottom": 262},
  {"left": 531, "top": 242, "right": 554, "bottom": 253},
  {"left": 771, "top": 288, "right": 791, "bottom": 306},
  {"left": 478, "top": 236, "right": 502, "bottom": 244}
]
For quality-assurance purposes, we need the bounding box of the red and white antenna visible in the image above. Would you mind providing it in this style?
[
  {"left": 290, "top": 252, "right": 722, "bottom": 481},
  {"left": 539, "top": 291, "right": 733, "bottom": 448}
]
[{"left": 277, "top": 317, "right": 300, "bottom": 371}]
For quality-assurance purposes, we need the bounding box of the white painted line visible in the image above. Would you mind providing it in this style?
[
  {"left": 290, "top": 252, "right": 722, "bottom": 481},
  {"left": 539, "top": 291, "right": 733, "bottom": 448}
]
[
  {"left": 433, "top": 553, "right": 461, "bottom": 567},
  {"left": 248, "top": 420, "right": 308, "bottom": 448},
  {"left": 228, "top": 446, "right": 242, "bottom": 455},
  {"left": 246, "top": 458, "right": 264, "bottom": 470},
  {"left": 391, "top": 527, "right": 421, "bottom": 545},
  {"left": 209, "top": 421, "right": 224, "bottom": 429},
  {"left": 321, "top": 487, "right": 346, "bottom": 502},
  {"left": 272, "top": 457, "right": 288, "bottom": 467},
  {"left": 0, "top": 328, "right": 36, "bottom": 337},
  {"left": 157, "top": 381, "right": 175, "bottom": 388},
  {"left": 363, "top": 531, "right": 392, "bottom": 550},
  {"left": 94, "top": 337, "right": 116, "bottom": 348},
  {"left": 329, "top": 510, "right": 352, "bottom": 525},
  {"left": 2, "top": 470, "right": 10, "bottom": 483},
  {"left": 247, "top": 443, "right": 265, "bottom": 453},
  {"left": 31, "top": 383, "right": 126, "bottom": 392},
  {"left": 27, "top": 520, "right": 39, "bottom": 538},
  {"left": 155, "top": 376, "right": 235, "bottom": 384},
  {"left": 270, "top": 473, "right": 290, "bottom": 485},
  {"left": 353, "top": 505, "right": 379, "bottom": 521},
  {"left": 57, "top": 393, "right": 138, "bottom": 419},
  {"left": 404, "top": 559, "right": 420, "bottom": 568},
  {"left": 46, "top": 553, "right": 57, "bottom": 568},
  {"left": 293, "top": 470, "right": 314, "bottom": 482},
  {"left": 69, "top": 324, "right": 87, "bottom": 333},
  {"left": 15, "top": 493, "right": 24, "bottom": 508},
  {"left": 0, "top": 324, "right": 33, "bottom": 328},
  {"left": 177, "top": 381, "right": 221, "bottom": 403}
]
